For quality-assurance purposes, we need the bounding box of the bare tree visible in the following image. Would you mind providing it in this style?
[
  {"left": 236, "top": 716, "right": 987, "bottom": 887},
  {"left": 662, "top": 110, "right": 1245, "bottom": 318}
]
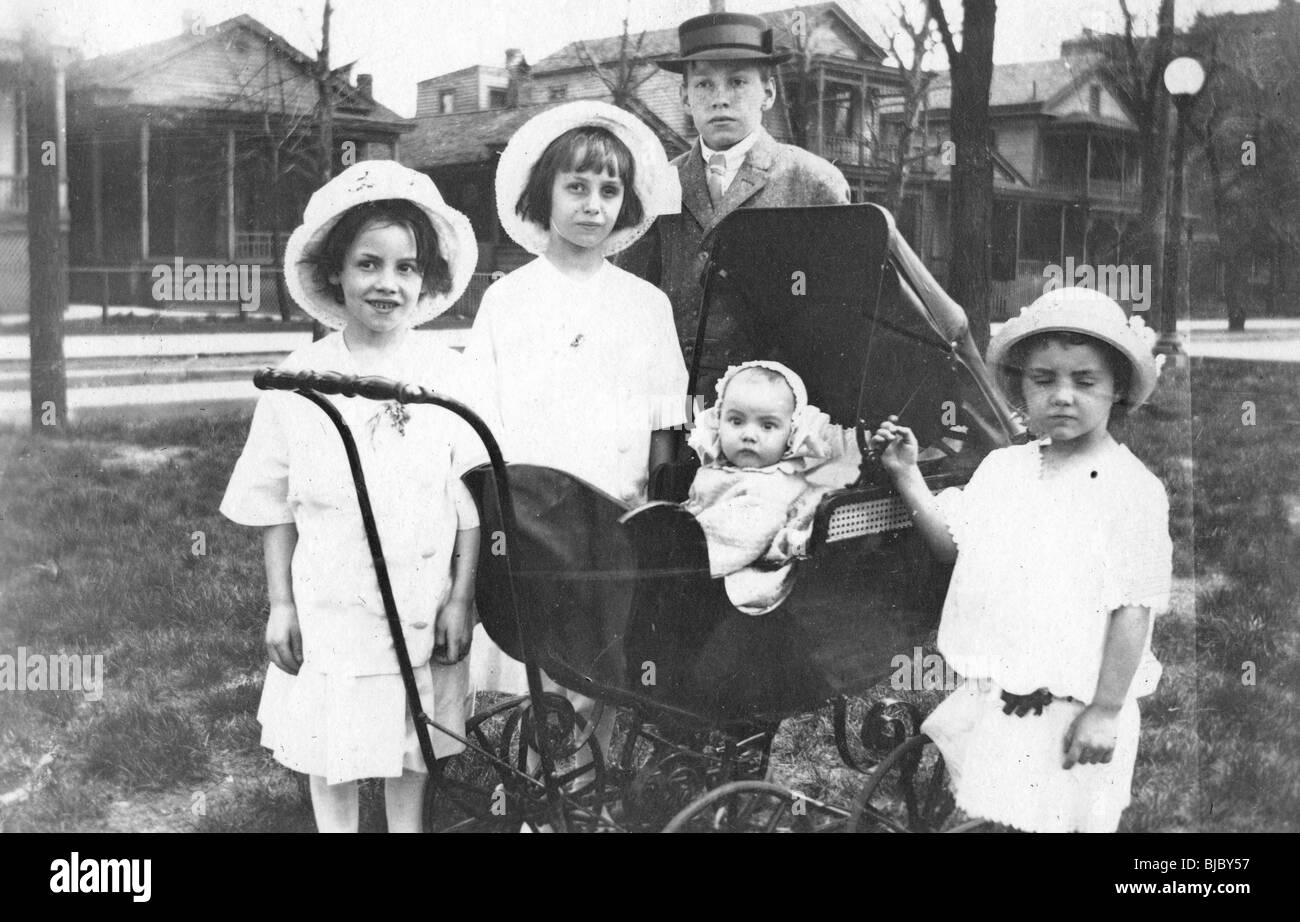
[
  {"left": 1085, "top": 0, "right": 1176, "bottom": 332},
  {"left": 770, "top": 10, "right": 836, "bottom": 150},
  {"left": 574, "top": 17, "right": 690, "bottom": 154},
  {"left": 879, "top": 1, "right": 941, "bottom": 214},
  {"left": 1188, "top": 3, "right": 1300, "bottom": 330},
  {"left": 930, "top": 0, "right": 997, "bottom": 351},
  {"left": 575, "top": 19, "right": 656, "bottom": 109}
]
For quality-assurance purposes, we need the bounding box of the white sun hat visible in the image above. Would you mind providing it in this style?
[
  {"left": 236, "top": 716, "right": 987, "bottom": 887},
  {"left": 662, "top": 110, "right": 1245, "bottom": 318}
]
[
  {"left": 987, "top": 286, "right": 1164, "bottom": 410},
  {"left": 283, "top": 159, "right": 478, "bottom": 329},
  {"left": 494, "top": 100, "right": 681, "bottom": 257}
]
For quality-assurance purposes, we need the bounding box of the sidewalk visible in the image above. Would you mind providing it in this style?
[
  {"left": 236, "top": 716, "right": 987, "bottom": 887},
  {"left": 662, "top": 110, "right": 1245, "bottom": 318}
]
[
  {"left": 0, "top": 325, "right": 472, "bottom": 427},
  {"left": 1, "top": 317, "right": 1297, "bottom": 429}
]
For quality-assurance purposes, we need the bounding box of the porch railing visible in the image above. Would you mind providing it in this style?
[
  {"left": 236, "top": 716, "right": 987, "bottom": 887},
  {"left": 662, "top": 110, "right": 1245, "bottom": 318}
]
[
  {"left": 0, "top": 174, "right": 28, "bottom": 212},
  {"left": 1038, "top": 176, "right": 1139, "bottom": 200},
  {"left": 234, "top": 231, "right": 292, "bottom": 261}
]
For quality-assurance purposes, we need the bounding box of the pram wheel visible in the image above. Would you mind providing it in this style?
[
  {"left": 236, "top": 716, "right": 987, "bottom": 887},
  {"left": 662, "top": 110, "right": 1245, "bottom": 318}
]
[
  {"left": 419, "top": 693, "right": 615, "bottom": 832},
  {"left": 846, "top": 734, "right": 987, "bottom": 832},
  {"left": 661, "top": 781, "right": 842, "bottom": 833}
]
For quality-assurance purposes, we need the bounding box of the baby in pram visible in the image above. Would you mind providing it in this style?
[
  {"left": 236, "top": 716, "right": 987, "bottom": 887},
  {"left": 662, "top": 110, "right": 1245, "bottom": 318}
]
[{"left": 684, "top": 361, "right": 847, "bottom": 614}]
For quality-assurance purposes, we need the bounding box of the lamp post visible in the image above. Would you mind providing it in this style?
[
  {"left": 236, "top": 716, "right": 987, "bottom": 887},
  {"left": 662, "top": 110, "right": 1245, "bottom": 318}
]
[{"left": 1158, "top": 56, "right": 1206, "bottom": 355}]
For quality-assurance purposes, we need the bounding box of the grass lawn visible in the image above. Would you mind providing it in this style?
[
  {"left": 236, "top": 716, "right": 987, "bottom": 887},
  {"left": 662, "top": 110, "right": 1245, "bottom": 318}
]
[{"left": 0, "top": 357, "right": 1296, "bottom": 832}]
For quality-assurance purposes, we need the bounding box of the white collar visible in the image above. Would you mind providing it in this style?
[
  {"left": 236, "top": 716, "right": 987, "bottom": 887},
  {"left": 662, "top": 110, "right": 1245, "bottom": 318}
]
[{"left": 700, "top": 130, "right": 760, "bottom": 170}]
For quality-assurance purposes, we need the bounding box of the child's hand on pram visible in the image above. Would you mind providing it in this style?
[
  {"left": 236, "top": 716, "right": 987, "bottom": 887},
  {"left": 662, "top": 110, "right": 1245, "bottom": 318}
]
[
  {"left": 432, "top": 597, "right": 473, "bottom": 665},
  {"left": 868, "top": 416, "right": 919, "bottom": 474},
  {"left": 266, "top": 602, "right": 303, "bottom": 675}
]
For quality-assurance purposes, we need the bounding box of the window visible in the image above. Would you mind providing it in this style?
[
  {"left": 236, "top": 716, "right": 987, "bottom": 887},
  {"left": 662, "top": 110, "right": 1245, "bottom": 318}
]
[
  {"left": 548, "top": 85, "right": 568, "bottom": 101},
  {"left": 1089, "top": 85, "right": 1101, "bottom": 115},
  {"left": 439, "top": 91, "right": 454, "bottom": 115},
  {"left": 822, "top": 83, "right": 859, "bottom": 138},
  {"left": 488, "top": 88, "right": 508, "bottom": 109}
]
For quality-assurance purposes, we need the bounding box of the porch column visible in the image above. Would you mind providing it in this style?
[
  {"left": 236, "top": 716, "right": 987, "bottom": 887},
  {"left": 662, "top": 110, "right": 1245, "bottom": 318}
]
[
  {"left": 226, "top": 127, "right": 236, "bottom": 258},
  {"left": 859, "top": 70, "right": 869, "bottom": 173},
  {"left": 139, "top": 120, "right": 149, "bottom": 259},
  {"left": 816, "top": 67, "right": 825, "bottom": 156},
  {"left": 1014, "top": 201, "right": 1022, "bottom": 277},
  {"left": 90, "top": 132, "right": 102, "bottom": 259},
  {"left": 1058, "top": 205, "right": 1066, "bottom": 266},
  {"left": 1085, "top": 132, "right": 1092, "bottom": 200}
]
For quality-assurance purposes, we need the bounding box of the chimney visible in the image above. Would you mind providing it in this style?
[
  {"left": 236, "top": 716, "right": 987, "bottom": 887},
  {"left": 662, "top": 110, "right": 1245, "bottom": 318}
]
[
  {"left": 357, "top": 73, "right": 373, "bottom": 97},
  {"left": 505, "top": 48, "right": 531, "bottom": 107},
  {"left": 181, "top": 9, "right": 204, "bottom": 35}
]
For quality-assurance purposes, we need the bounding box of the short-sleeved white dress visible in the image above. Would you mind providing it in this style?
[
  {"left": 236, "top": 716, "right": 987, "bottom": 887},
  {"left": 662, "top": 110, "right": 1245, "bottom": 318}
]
[
  {"left": 220, "top": 332, "right": 485, "bottom": 784},
  {"left": 460, "top": 257, "right": 690, "bottom": 693},
  {"left": 921, "top": 437, "right": 1172, "bottom": 832}
]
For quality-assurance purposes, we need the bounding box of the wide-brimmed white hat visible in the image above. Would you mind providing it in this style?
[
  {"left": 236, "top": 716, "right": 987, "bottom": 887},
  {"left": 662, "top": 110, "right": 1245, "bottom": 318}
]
[
  {"left": 987, "top": 286, "right": 1163, "bottom": 410},
  {"left": 284, "top": 160, "right": 478, "bottom": 329},
  {"left": 494, "top": 100, "right": 681, "bottom": 257}
]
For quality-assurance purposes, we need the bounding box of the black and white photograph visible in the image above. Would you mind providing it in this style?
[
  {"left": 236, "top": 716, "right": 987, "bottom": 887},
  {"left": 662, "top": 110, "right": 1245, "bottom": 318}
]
[{"left": 0, "top": 0, "right": 1294, "bottom": 871}]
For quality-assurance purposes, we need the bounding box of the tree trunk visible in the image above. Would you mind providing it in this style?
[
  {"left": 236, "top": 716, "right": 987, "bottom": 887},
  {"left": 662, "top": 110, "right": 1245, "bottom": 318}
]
[
  {"left": 24, "top": 34, "right": 67, "bottom": 433},
  {"left": 1203, "top": 124, "right": 1247, "bottom": 331},
  {"left": 944, "top": 0, "right": 997, "bottom": 353},
  {"left": 311, "top": 0, "right": 334, "bottom": 342},
  {"left": 1137, "top": 0, "right": 1175, "bottom": 333}
]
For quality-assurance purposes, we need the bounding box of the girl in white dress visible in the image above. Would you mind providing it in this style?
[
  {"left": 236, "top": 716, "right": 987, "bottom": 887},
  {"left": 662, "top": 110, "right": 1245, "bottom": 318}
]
[
  {"left": 221, "top": 161, "right": 482, "bottom": 832},
  {"left": 869, "top": 287, "right": 1172, "bottom": 832},
  {"left": 462, "top": 101, "right": 688, "bottom": 764}
]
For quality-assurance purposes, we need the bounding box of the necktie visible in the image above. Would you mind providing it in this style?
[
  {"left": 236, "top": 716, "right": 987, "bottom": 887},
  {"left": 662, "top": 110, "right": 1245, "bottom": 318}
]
[{"left": 706, "top": 152, "right": 727, "bottom": 209}]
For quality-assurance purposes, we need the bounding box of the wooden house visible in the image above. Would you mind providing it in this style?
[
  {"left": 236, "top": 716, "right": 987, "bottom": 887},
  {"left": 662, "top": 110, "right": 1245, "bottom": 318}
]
[
  {"left": 401, "top": 2, "right": 905, "bottom": 281},
  {"left": 880, "top": 44, "right": 1150, "bottom": 318},
  {"left": 0, "top": 33, "right": 74, "bottom": 315},
  {"left": 65, "top": 13, "right": 412, "bottom": 310}
]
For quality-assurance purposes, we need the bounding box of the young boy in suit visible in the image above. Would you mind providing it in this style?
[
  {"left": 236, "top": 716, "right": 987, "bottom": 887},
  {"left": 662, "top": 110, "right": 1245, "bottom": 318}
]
[{"left": 625, "top": 11, "right": 850, "bottom": 395}]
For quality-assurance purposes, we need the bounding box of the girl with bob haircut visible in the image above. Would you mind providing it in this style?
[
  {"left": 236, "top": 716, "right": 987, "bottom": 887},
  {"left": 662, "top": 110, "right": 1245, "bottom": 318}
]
[
  {"left": 515, "top": 125, "right": 646, "bottom": 234},
  {"left": 463, "top": 101, "right": 686, "bottom": 794}
]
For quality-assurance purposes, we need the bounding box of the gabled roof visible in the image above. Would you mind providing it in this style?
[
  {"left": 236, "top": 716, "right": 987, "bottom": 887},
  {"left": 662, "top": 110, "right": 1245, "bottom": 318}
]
[
  {"left": 400, "top": 97, "right": 690, "bottom": 170},
  {"left": 532, "top": 2, "right": 886, "bottom": 73},
  {"left": 884, "top": 51, "right": 1138, "bottom": 128},
  {"left": 70, "top": 14, "right": 409, "bottom": 128},
  {"left": 400, "top": 102, "right": 568, "bottom": 168},
  {"left": 923, "top": 57, "right": 1098, "bottom": 111},
  {"left": 417, "top": 64, "right": 509, "bottom": 87}
]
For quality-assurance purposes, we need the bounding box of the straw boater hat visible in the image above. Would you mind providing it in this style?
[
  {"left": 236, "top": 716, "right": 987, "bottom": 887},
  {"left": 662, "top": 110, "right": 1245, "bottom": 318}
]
[
  {"left": 656, "top": 12, "right": 792, "bottom": 74},
  {"left": 284, "top": 160, "right": 478, "bottom": 329},
  {"left": 494, "top": 100, "right": 681, "bottom": 257},
  {"left": 986, "top": 287, "right": 1163, "bottom": 410}
]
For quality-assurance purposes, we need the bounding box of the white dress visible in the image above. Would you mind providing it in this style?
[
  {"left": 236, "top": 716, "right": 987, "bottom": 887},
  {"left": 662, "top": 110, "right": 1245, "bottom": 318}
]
[
  {"left": 461, "top": 256, "right": 690, "bottom": 693},
  {"left": 921, "top": 437, "right": 1172, "bottom": 832},
  {"left": 220, "top": 332, "right": 485, "bottom": 784}
]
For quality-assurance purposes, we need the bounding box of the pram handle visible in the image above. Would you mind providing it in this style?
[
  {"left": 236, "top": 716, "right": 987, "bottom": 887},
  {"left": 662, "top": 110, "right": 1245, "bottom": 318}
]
[{"left": 255, "top": 368, "right": 423, "bottom": 404}]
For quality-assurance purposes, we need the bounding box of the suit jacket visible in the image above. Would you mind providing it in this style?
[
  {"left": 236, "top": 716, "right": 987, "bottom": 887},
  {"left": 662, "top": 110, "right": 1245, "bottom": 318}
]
[{"left": 622, "top": 128, "right": 850, "bottom": 397}]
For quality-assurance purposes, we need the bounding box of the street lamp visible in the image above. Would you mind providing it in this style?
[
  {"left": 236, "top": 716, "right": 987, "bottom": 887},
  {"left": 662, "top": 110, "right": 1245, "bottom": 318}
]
[{"left": 1158, "top": 56, "right": 1206, "bottom": 355}]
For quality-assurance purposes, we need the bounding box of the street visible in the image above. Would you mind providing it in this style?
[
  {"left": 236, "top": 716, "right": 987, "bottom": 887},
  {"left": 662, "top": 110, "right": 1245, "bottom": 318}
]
[{"left": 0, "top": 319, "right": 1296, "bottom": 427}]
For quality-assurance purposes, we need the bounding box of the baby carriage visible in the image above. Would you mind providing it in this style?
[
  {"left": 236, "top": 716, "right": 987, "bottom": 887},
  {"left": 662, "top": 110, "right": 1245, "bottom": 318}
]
[{"left": 255, "top": 203, "right": 1022, "bottom": 832}]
